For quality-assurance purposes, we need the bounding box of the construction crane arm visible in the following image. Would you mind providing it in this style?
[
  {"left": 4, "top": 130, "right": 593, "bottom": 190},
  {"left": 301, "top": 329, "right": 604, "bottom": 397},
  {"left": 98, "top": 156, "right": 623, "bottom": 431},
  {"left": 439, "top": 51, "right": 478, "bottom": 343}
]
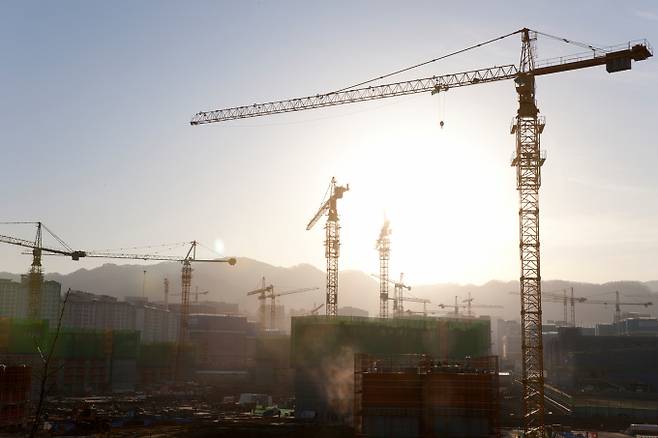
[
  {"left": 190, "top": 39, "right": 651, "bottom": 126},
  {"left": 585, "top": 299, "right": 652, "bottom": 307},
  {"left": 274, "top": 286, "right": 320, "bottom": 297},
  {"left": 82, "top": 251, "right": 237, "bottom": 265},
  {"left": 370, "top": 273, "right": 412, "bottom": 290},
  {"left": 401, "top": 297, "right": 430, "bottom": 304},
  {"left": 191, "top": 65, "right": 518, "bottom": 125},
  {"left": 0, "top": 233, "right": 87, "bottom": 259},
  {"left": 247, "top": 285, "right": 272, "bottom": 296},
  {"left": 306, "top": 199, "right": 330, "bottom": 231},
  {"left": 310, "top": 303, "right": 325, "bottom": 315}
]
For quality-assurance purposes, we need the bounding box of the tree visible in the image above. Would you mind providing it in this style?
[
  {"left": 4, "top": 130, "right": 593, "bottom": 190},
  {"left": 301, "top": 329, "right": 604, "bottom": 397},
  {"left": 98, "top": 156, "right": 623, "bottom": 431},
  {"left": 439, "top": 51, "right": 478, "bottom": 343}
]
[{"left": 30, "top": 288, "right": 71, "bottom": 437}]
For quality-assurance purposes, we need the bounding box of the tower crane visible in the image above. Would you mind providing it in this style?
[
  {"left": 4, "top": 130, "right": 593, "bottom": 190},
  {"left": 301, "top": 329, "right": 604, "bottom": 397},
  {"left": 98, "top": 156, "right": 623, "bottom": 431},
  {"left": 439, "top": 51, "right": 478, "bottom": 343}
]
[
  {"left": 193, "top": 286, "right": 209, "bottom": 303},
  {"left": 462, "top": 292, "right": 506, "bottom": 317},
  {"left": 40, "top": 239, "right": 236, "bottom": 380},
  {"left": 247, "top": 277, "right": 319, "bottom": 330},
  {"left": 584, "top": 291, "right": 652, "bottom": 324},
  {"left": 510, "top": 288, "right": 588, "bottom": 326},
  {"left": 375, "top": 220, "right": 391, "bottom": 318},
  {"left": 399, "top": 295, "right": 431, "bottom": 316},
  {"left": 392, "top": 273, "right": 412, "bottom": 316},
  {"left": 0, "top": 222, "right": 86, "bottom": 319},
  {"left": 439, "top": 295, "right": 503, "bottom": 316},
  {"left": 371, "top": 272, "right": 413, "bottom": 316},
  {"left": 309, "top": 303, "right": 325, "bottom": 315},
  {"left": 190, "top": 28, "right": 652, "bottom": 436},
  {"left": 542, "top": 288, "right": 586, "bottom": 327},
  {"left": 306, "top": 177, "right": 349, "bottom": 317},
  {"left": 164, "top": 278, "right": 170, "bottom": 310}
]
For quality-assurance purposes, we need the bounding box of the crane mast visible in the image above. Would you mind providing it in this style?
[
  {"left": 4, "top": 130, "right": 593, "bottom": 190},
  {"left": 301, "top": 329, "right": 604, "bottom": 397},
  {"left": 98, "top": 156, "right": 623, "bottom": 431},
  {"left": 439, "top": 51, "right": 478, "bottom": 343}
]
[
  {"left": 307, "top": 177, "right": 349, "bottom": 316},
  {"left": 27, "top": 223, "right": 44, "bottom": 319},
  {"left": 190, "top": 28, "right": 652, "bottom": 437},
  {"left": 511, "top": 29, "right": 547, "bottom": 436},
  {"left": 0, "top": 222, "right": 85, "bottom": 319},
  {"left": 393, "top": 273, "right": 411, "bottom": 316},
  {"left": 247, "top": 277, "right": 318, "bottom": 329},
  {"left": 376, "top": 220, "right": 391, "bottom": 318}
]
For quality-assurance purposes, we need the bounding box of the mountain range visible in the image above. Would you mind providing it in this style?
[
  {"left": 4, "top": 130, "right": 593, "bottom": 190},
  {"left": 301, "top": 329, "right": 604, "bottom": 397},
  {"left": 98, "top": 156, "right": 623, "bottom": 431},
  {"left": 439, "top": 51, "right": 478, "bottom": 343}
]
[{"left": 1, "top": 258, "right": 656, "bottom": 325}]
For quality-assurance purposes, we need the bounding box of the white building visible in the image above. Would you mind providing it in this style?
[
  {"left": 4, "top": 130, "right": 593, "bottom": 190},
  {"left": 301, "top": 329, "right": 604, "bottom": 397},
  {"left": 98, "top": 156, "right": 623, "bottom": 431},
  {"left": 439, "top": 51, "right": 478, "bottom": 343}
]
[{"left": 0, "top": 278, "right": 61, "bottom": 327}]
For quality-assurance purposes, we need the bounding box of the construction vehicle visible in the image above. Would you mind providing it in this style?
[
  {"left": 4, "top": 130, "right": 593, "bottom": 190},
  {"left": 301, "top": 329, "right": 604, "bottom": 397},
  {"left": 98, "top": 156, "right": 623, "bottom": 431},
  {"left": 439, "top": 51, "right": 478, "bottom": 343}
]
[
  {"left": 375, "top": 220, "right": 391, "bottom": 318},
  {"left": 306, "top": 177, "right": 349, "bottom": 317},
  {"left": 191, "top": 28, "right": 652, "bottom": 436},
  {"left": 247, "top": 277, "right": 319, "bottom": 330}
]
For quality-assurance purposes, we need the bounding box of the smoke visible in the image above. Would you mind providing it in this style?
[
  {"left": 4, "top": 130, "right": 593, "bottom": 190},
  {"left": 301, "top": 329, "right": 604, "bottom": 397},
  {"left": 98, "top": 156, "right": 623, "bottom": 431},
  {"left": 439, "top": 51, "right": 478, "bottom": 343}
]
[{"left": 310, "top": 346, "right": 355, "bottom": 419}]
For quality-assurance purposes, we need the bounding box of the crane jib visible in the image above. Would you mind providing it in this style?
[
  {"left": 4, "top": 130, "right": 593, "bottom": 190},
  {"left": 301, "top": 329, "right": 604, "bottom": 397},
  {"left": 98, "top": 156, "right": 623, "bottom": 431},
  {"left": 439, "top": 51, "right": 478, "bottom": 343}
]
[
  {"left": 191, "top": 41, "right": 652, "bottom": 126},
  {"left": 190, "top": 65, "right": 519, "bottom": 124}
]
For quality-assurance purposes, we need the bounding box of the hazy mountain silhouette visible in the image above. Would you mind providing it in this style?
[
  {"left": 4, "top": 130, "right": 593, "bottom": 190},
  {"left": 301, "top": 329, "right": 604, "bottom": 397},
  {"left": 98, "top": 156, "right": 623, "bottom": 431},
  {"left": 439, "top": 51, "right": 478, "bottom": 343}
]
[{"left": 1, "top": 258, "right": 656, "bottom": 325}]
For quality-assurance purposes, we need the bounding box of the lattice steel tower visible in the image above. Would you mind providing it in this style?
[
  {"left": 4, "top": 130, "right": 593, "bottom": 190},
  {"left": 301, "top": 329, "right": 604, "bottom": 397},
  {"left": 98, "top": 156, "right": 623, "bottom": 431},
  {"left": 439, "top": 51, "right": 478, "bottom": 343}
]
[
  {"left": 376, "top": 220, "right": 391, "bottom": 318},
  {"left": 306, "top": 177, "right": 349, "bottom": 316},
  {"left": 27, "top": 222, "right": 44, "bottom": 319},
  {"left": 175, "top": 241, "right": 196, "bottom": 381},
  {"left": 511, "top": 29, "right": 546, "bottom": 438}
]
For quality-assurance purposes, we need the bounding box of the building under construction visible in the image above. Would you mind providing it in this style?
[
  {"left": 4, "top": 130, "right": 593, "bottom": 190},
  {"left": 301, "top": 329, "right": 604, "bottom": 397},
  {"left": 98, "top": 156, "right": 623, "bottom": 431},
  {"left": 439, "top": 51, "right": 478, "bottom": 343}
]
[
  {"left": 291, "top": 315, "right": 491, "bottom": 423},
  {"left": 544, "top": 326, "right": 658, "bottom": 422},
  {"left": 0, "top": 364, "right": 31, "bottom": 429},
  {"left": 354, "top": 354, "right": 499, "bottom": 438}
]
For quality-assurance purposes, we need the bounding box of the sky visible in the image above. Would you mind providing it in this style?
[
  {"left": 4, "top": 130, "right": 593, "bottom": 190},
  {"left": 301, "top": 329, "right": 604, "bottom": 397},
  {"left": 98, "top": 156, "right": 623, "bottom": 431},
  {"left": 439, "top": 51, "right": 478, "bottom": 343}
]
[{"left": 1, "top": 1, "right": 657, "bottom": 285}]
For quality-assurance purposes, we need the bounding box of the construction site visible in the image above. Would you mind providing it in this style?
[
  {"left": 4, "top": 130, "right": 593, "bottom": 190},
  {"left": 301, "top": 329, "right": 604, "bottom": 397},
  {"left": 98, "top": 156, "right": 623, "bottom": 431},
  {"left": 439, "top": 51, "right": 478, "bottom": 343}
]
[{"left": 1, "top": 7, "right": 657, "bottom": 438}]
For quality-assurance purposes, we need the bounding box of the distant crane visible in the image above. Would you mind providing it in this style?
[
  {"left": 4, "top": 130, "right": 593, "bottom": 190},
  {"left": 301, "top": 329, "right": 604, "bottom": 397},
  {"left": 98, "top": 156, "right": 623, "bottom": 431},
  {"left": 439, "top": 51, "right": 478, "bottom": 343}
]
[
  {"left": 1, "top": 225, "right": 236, "bottom": 380},
  {"left": 399, "top": 295, "right": 431, "bottom": 316},
  {"left": 375, "top": 220, "right": 391, "bottom": 318},
  {"left": 164, "top": 278, "right": 170, "bottom": 310},
  {"left": 462, "top": 292, "right": 505, "bottom": 317},
  {"left": 309, "top": 303, "right": 325, "bottom": 315},
  {"left": 371, "top": 272, "right": 413, "bottom": 317},
  {"left": 193, "top": 286, "right": 209, "bottom": 303},
  {"left": 542, "top": 288, "right": 586, "bottom": 327},
  {"left": 510, "top": 288, "right": 587, "bottom": 326},
  {"left": 513, "top": 289, "right": 653, "bottom": 326},
  {"left": 306, "top": 177, "right": 349, "bottom": 316},
  {"left": 585, "top": 291, "right": 653, "bottom": 324},
  {"left": 439, "top": 295, "right": 503, "bottom": 316},
  {"left": 44, "top": 240, "right": 236, "bottom": 380},
  {"left": 0, "top": 222, "right": 86, "bottom": 319},
  {"left": 247, "top": 277, "right": 319, "bottom": 330},
  {"left": 191, "top": 28, "right": 653, "bottom": 434}
]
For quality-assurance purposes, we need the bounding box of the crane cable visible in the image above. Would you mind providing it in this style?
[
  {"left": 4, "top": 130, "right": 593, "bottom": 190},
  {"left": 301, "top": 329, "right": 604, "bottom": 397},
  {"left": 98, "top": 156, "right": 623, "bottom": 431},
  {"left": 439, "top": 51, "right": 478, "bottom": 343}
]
[
  {"left": 531, "top": 29, "right": 605, "bottom": 53},
  {"left": 334, "top": 29, "right": 524, "bottom": 93}
]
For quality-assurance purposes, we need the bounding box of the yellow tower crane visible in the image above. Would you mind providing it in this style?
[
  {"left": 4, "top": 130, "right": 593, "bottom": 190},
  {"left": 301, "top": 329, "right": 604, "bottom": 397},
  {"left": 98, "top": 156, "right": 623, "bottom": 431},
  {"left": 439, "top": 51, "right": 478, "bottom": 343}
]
[
  {"left": 375, "top": 220, "right": 391, "bottom": 318},
  {"left": 306, "top": 177, "right": 349, "bottom": 317},
  {"left": 0, "top": 222, "right": 86, "bottom": 319},
  {"left": 247, "top": 277, "right": 319, "bottom": 330}
]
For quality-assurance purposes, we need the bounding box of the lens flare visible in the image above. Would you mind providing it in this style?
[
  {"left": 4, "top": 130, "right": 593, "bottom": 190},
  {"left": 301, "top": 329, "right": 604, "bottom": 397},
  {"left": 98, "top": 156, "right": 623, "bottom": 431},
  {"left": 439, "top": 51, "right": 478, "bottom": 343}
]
[{"left": 213, "top": 238, "right": 225, "bottom": 256}]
